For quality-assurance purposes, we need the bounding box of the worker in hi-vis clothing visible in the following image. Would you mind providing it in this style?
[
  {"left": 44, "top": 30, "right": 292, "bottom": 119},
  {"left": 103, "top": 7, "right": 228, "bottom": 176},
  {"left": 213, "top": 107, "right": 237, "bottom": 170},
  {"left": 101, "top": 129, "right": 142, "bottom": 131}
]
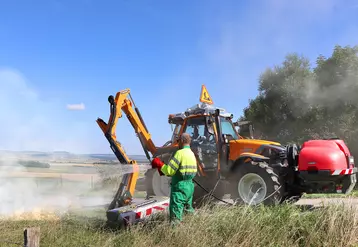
[{"left": 151, "top": 132, "right": 198, "bottom": 224}]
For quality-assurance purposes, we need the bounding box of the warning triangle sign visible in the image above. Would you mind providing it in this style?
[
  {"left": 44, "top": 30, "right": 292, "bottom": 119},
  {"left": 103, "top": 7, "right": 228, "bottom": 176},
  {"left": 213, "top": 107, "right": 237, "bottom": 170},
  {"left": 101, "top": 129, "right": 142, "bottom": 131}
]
[{"left": 200, "top": 84, "right": 213, "bottom": 105}]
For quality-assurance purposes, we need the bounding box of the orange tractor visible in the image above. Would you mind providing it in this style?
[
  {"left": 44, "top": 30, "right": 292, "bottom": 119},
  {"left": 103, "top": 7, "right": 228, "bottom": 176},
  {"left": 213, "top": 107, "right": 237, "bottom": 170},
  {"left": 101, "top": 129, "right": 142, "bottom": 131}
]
[{"left": 97, "top": 85, "right": 357, "bottom": 226}]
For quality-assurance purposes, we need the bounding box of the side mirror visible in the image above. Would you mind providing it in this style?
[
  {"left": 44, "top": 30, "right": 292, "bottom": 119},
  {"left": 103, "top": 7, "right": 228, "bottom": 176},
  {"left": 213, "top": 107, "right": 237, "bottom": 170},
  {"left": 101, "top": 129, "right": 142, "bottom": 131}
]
[
  {"left": 223, "top": 134, "right": 234, "bottom": 143},
  {"left": 206, "top": 118, "right": 215, "bottom": 135},
  {"left": 249, "top": 124, "right": 254, "bottom": 139}
]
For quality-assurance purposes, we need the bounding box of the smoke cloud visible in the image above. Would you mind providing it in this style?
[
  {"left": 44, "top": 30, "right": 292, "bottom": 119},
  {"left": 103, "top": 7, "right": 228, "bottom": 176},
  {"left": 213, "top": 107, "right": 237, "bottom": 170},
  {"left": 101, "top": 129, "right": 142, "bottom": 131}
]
[
  {"left": 277, "top": 51, "right": 358, "bottom": 114},
  {"left": 0, "top": 67, "right": 154, "bottom": 218},
  {"left": 0, "top": 67, "right": 113, "bottom": 217}
]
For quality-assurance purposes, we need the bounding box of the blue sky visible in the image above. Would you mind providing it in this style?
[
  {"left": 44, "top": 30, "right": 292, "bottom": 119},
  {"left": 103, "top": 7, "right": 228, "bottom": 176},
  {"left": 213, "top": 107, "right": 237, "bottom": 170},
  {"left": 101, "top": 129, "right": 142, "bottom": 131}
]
[{"left": 0, "top": 0, "right": 358, "bottom": 154}]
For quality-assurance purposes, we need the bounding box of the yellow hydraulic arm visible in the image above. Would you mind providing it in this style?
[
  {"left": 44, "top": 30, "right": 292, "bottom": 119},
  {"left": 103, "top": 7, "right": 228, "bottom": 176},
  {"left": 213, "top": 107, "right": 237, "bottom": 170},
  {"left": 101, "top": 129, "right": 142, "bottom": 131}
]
[{"left": 96, "top": 89, "right": 157, "bottom": 210}]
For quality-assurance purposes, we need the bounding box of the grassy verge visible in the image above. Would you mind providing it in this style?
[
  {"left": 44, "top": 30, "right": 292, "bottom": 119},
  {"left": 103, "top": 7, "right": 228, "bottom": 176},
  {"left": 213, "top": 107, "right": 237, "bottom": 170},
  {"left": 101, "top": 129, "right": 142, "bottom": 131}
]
[{"left": 1, "top": 203, "right": 358, "bottom": 247}]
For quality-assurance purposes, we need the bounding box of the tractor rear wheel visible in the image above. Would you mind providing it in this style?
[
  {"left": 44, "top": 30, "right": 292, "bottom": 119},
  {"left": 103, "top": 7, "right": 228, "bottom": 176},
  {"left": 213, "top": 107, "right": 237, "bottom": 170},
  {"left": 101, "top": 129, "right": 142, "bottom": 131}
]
[
  {"left": 144, "top": 153, "right": 172, "bottom": 197},
  {"left": 230, "top": 161, "right": 284, "bottom": 205}
]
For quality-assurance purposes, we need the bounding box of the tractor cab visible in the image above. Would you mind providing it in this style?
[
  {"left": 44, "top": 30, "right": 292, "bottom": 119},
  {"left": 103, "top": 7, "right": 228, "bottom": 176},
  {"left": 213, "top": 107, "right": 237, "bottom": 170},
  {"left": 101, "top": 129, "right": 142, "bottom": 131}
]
[
  {"left": 160, "top": 101, "right": 244, "bottom": 204},
  {"left": 167, "top": 101, "right": 240, "bottom": 172}
]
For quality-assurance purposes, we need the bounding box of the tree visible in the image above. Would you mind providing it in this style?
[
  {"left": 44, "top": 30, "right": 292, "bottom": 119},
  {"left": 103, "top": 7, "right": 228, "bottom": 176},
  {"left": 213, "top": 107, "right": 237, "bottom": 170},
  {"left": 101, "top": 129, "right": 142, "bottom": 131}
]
[
  {"left": 240, "top": 45, "right": 358, "bottom": 157},
  {"left": 240, "top": 53, "right": 315, "bottom": 143}
]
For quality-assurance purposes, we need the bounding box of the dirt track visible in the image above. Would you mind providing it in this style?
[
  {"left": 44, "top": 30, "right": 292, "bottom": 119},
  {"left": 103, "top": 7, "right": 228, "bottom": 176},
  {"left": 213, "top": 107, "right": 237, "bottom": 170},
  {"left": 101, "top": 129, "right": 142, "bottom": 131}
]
[{"left": 295, "top": 198, "right": 358, "bottom": 208}]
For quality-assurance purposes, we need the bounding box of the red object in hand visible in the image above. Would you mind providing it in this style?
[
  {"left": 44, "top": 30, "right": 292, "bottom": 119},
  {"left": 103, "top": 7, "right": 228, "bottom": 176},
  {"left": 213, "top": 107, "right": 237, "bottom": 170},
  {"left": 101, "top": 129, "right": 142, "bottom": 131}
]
[
  {"left": 151, "top": 157, "right": 164, "bottom": 169},
  {"left": 152, "top": 157, "right": 165, "bottom": 176}
]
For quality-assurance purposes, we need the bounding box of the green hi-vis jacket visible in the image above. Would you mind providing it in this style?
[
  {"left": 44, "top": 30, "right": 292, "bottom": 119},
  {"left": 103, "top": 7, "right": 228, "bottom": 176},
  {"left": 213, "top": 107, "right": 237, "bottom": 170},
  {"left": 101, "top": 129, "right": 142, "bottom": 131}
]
[{"left": 160, "top": 145, "right": 198, "bottom": 185}]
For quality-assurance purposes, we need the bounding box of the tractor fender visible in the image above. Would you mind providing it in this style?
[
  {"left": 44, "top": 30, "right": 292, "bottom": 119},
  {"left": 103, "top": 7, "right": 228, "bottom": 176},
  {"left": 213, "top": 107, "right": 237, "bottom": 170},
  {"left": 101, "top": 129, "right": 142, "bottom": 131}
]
[{"left": 229, "top": 152, "right": 270, "bottom": 173}]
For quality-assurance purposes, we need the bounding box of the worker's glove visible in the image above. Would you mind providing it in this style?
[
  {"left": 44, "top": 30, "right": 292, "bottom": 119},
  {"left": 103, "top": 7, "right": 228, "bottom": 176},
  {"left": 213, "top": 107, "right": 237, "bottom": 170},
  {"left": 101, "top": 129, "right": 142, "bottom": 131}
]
[
  {"left": 152, "top": 157, "right": 165, "bottom": 176},
  {"left": 151, "top": 157, "right": 164, "bottom": 169}
]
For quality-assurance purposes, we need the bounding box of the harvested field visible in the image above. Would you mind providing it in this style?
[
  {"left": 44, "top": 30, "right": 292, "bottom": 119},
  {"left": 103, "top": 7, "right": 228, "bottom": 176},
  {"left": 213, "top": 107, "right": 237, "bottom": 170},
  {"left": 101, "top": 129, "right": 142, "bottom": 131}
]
[
  {"left": 2, "top": 158, "right": 358, "bottom": 246},
  {"left": 0, "top": 171, "right": 100, "bottom": 181}
]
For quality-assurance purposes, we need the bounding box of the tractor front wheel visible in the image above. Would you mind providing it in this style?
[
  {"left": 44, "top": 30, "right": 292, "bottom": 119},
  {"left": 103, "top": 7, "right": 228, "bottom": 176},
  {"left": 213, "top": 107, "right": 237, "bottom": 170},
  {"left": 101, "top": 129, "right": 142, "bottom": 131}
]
[{"left": 230, "top": 161, "right": 284, "bottom": 205}]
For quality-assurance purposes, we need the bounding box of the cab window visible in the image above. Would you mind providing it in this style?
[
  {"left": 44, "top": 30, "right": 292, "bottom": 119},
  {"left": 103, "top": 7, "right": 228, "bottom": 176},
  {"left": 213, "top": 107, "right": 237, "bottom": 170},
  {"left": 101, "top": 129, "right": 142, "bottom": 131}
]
[
  {"left": 184, "top": 117, "right": 206, "bottom": 140},
  {"left": 171, "top": 123, "right": 182, "bottom": 143},
  {"left": 220, "top": 117, "right": 239, "bottom": 140}
]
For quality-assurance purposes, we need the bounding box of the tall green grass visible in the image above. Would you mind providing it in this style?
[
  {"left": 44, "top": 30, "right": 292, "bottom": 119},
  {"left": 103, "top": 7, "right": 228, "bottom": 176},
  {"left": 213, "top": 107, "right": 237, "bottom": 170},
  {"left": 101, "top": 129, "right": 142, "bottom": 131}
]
[{"left": 1, "top": 202, "right": 358, "bottom": 247}]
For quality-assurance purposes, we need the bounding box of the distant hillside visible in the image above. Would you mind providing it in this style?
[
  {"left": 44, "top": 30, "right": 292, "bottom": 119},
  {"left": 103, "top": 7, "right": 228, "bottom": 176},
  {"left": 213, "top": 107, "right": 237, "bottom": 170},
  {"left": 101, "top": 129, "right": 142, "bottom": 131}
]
[
  {"left": 0, "top": 150, "right": 147, "bottom": 162},
  {"left": 0, "top": 159, "right": 50, "bottom": 168}
]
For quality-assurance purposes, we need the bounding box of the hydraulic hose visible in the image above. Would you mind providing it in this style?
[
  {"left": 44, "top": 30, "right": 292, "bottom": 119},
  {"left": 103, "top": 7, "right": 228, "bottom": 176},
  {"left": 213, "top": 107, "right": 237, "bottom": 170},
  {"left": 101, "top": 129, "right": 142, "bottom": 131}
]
[
  {"left": 192, "top": 178, "right": 283, "bottom": 206},
  {"left": 192, "top": 178, "right": 234, "bottom": 205}
]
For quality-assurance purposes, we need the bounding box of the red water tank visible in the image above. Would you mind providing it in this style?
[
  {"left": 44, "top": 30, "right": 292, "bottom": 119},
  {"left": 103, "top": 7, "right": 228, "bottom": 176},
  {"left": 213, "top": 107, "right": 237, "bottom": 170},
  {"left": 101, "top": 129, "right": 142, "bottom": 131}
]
[{"left": 298, "top": 139, "right": 351, "bottom": 172}]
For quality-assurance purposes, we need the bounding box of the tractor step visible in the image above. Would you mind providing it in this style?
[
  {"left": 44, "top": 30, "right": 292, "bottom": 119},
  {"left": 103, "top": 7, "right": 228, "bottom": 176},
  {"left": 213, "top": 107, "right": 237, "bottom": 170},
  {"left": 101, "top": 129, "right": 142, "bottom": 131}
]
[{"left": 106, "top": 196, "right": 170, "bottom": 226}]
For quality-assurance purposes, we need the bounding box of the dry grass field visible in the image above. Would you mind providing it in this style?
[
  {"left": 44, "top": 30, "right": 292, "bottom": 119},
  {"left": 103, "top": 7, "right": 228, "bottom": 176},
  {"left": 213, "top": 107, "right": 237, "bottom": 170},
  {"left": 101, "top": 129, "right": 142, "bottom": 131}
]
[
  {"left": 1, "top": 203, "right": 358, "bottom": 247},
  {"left": 2, "top": 157, "right": 358, "bottom": 246}
]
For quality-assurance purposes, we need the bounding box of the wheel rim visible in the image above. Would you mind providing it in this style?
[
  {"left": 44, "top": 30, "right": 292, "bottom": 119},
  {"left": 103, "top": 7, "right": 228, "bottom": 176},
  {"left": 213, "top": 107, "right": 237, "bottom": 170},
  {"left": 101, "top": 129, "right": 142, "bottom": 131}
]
[{"left": 238, "top": 173, "right": 267, "bottom": 205}]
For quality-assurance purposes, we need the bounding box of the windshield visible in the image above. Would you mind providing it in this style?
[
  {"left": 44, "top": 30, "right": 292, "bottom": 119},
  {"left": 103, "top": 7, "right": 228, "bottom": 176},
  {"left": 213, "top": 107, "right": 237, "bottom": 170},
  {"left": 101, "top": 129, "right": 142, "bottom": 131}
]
[
  {"left": 183, "top": 117, "right": 214, "bottom": 142},
  {"left": 220, "top": 117, "right": 239, "bottom": 140},
  {"left": 171, "top": 123, "right": 182, "bottom": 143}
]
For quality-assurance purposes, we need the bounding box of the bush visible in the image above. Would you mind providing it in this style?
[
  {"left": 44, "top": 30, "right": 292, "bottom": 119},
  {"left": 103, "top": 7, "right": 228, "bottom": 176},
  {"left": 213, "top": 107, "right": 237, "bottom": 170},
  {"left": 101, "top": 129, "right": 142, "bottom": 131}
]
[{"left": 17, "top": 160, "right": 50, "bottom": 168}]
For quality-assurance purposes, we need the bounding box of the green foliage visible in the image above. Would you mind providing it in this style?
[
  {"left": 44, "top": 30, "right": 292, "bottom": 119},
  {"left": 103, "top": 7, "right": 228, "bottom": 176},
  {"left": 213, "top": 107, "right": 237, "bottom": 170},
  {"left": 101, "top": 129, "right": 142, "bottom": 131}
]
[{"left": 240, "top": 45, "right": 358, "bottom": 157}]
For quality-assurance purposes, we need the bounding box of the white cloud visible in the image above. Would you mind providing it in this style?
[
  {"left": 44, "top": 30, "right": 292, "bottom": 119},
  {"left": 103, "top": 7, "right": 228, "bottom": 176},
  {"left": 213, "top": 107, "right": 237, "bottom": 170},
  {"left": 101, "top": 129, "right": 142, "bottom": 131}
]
[
  {"left": 0, "top": 67, "right": 96, "bottom": 153},
  {"left": 66, "top": 103, "right": 85, "bottom": 111}
]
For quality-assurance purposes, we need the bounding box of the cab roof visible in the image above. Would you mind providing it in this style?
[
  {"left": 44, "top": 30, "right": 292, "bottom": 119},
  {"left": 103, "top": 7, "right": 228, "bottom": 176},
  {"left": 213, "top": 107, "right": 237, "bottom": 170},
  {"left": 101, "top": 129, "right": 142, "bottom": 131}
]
[{"left": 168, "top": 103, "right": 233, "bottom": 124}]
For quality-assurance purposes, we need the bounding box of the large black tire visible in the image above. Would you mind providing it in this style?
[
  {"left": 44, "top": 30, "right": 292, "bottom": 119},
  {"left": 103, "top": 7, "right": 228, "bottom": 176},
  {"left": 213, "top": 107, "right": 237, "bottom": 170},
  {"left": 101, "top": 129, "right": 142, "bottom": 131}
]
[
  {"left": 144, "top": 152, "right": 227, "bottom": 208},
  {"left": 145, "top": 168, "right": 226, "bottom": 208},
  {"left": 192, "top": 175, "right": 227, "bottom": 207},
  {"left": 145, "top": 168, "right": 226, "bottom": 207},
  {"left": 230, "top": 161, "right": 284, "bottom": 206}
]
